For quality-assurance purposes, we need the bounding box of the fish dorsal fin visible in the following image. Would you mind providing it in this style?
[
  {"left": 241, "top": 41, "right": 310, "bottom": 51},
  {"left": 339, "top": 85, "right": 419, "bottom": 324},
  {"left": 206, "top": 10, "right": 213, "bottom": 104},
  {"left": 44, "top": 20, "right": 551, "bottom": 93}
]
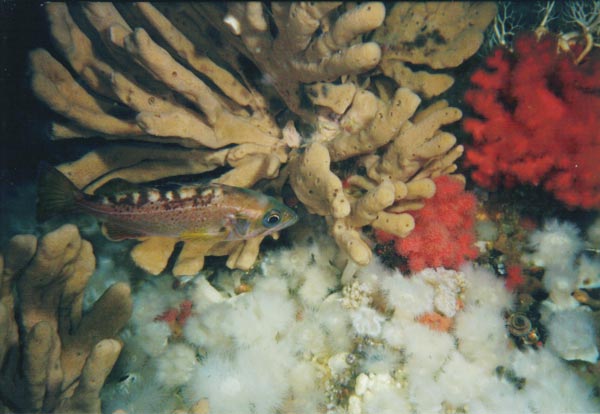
[
  {"left": 101, "top": 222, "right": 146, "bottom": 241},
  {"left": 95, "top": 178, "right": 145, "bottom": 196}
]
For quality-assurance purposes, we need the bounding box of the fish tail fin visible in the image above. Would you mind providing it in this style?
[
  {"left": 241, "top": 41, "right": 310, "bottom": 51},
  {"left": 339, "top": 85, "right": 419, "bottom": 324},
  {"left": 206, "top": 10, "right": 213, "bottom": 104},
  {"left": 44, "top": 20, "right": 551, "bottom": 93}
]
[{"left": 36, "top": 162, "right": 82, "bottom": 221}]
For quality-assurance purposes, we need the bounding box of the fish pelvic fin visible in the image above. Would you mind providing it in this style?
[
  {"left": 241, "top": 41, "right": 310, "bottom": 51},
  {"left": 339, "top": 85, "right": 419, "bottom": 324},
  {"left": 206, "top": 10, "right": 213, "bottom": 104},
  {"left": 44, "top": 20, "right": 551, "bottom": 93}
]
[{"left": 36, "top": 162, "right": 82, "bottom": 222}]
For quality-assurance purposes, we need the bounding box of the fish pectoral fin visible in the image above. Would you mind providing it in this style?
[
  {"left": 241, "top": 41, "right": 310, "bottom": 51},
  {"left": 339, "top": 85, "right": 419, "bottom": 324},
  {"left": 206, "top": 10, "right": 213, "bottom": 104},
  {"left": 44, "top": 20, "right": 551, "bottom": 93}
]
[
  {"left": 95, "top": 178, "right": 144, "bottom": 196},
  {"left": 101, "top": 222, "right": 146, "bottom": 241},
  {"left": 179, "top": 229, "right": 229, "bottom": 242},
  {"left": 233, "top": 218, "right": 250, "bottom": 238}
]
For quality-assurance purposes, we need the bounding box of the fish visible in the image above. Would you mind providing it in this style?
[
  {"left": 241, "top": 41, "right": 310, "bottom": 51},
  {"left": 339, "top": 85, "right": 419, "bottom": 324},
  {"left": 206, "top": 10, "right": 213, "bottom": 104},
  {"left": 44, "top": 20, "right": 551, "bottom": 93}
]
[{"left": 36, "top": 163, "right": 298, "bottom": 242}]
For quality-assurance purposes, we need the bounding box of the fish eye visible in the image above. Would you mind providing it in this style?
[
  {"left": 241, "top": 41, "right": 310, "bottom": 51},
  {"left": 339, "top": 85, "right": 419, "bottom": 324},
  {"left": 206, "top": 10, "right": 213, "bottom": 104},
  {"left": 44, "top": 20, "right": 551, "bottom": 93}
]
[{"left": 263, "top": 209, "right": 281, "bottom": 227}]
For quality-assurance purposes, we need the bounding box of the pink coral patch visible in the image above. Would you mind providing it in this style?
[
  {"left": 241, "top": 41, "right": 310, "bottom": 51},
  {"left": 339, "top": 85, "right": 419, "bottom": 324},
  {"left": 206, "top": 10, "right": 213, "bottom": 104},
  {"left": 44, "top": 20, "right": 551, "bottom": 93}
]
[{"left": 375, "top": 175, "right": 478, "bottom": 273}]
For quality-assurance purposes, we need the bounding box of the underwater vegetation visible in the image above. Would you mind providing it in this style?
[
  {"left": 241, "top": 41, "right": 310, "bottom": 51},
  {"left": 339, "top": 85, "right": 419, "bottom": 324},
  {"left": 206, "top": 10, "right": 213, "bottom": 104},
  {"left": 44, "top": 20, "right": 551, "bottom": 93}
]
[{"left": 1, "top": 1, "right": 599, "bottom": 413}]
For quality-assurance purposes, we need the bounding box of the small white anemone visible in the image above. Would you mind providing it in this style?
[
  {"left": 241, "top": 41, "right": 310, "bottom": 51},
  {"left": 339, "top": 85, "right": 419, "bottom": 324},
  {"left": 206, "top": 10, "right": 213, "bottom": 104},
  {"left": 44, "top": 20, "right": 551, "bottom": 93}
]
[
  {"left": 546, "top": 308, "right": 599, "bottom": 363},
  {"left": 402, "top": 321, "right": 455, "bottom": 377},
  {"left": 381, "top": 274, "right": 434, "bottom": 319},
  {"left": 587, "top": 215, "right": 600, "bottom": 246},
  {"left": 510, "top": 348, "right": 599, "bottom": 413},
  {"left": 528, "top": 219, "right": 583, "bottom": 269},
  {"left": 131, "top": 276, "right": 185, "bottom": 326},
  {"left": 435, "top": 351, "right": 493, "bottom": 407},
  {"left": 155, "top": 343, "right": 197, "bottom": 387},
  {"left": 183, "top": 345, "right": 291, "bottom": 414},
  {"left": 459, "top": 263, "right": 513, "bottom": 311},
  {"left": 351, "top": 306, "right": 385, "bottom": 338},
  {"left": 454, "top": 304, "right": 511, "bottom": 369},
  {"left": 135, "top": 321, "right": 171, "bottom": 357},
  {"left": 577, "top": 255, "right": 600, "bottom": 289},
  {"left": 298, "top": 263, "right": 338, "bottom": 307}
]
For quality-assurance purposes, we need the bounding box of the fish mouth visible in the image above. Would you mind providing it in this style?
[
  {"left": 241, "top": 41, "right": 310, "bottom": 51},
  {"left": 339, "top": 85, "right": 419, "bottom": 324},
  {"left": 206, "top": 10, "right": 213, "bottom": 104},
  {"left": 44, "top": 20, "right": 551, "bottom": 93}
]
[
  {"left": 283, "top": 209, "right": 299, "bottom": 229},
  {"left": 287, "top": 210, "right": 299, "bottom": 226}
]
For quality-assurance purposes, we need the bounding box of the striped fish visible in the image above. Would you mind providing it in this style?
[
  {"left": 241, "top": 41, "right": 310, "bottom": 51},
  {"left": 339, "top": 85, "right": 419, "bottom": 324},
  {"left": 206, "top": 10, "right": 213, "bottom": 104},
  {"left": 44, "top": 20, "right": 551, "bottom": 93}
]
[{"left": 36, "top": 164, "right": 298, "bottom": 242}]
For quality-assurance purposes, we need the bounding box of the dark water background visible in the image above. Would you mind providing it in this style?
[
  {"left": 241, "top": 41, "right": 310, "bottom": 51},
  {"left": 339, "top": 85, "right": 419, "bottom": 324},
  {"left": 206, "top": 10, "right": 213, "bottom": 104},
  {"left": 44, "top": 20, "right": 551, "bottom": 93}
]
[
  {"left": 1, "top": 1, "right": 52, "bottom": 184},
  {"left": 0, "top": 1, "right": 98, "bottom": 240}
]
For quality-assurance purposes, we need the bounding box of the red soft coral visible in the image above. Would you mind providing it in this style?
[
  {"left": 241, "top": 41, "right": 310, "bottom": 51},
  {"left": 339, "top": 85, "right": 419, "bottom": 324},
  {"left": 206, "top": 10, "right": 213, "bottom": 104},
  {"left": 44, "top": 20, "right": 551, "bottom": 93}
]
[
  {"left": 505, "top": 264, "right": 525, "bottom": 292},
  {"left": 154, "top": 299, "right": 193, "bottom": 336},
  {"left": 463, "top": 32, "right": 600, "bottom": 209},
  {"left": 375, "top": 175, "right": 478, "bottom": 273}
]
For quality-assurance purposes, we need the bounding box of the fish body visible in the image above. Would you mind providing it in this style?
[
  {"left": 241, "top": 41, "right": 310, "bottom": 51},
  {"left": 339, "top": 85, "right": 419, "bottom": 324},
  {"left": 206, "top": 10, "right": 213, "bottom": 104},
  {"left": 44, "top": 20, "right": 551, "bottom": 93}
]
[{"left": 37, "top": 164, "right": 298, "bottom": 241}]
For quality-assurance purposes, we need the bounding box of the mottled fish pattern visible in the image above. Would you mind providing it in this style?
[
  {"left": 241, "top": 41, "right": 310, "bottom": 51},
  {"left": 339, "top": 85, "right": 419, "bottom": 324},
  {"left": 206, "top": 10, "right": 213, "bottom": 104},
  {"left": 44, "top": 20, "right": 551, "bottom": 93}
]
[{"left": 37, "top": 164, "right": 298, "bottom": 242}]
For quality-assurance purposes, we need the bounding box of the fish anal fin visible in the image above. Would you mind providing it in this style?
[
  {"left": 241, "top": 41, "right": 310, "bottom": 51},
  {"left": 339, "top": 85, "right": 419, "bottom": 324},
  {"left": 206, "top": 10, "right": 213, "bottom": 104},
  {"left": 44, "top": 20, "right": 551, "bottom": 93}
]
[{"left": 101, "top": 222, "right": 146, "bottom": 241}]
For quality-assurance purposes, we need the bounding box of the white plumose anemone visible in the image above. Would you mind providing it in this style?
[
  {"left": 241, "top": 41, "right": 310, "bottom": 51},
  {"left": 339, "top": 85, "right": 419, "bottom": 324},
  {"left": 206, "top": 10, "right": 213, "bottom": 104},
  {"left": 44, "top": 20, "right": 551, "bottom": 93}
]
[
  {"left": 100, "top": 228, "right": 598, "bottom": 413},
  {"left": 528, "top": 219, "right": 583, "bottom": 269},
  {"left": 546, "top": 308, "right": 599, "bottom": 363},
  {"left": 184, "top": 345, "right": 291, "bottom": 414}
]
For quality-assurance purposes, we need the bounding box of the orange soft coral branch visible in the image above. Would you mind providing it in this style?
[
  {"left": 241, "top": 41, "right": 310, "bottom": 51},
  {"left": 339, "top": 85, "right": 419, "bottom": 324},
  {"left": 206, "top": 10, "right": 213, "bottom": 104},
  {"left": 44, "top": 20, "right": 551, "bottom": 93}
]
[{"left": 375, "top": 176, "right": 478, "bottom": 273}]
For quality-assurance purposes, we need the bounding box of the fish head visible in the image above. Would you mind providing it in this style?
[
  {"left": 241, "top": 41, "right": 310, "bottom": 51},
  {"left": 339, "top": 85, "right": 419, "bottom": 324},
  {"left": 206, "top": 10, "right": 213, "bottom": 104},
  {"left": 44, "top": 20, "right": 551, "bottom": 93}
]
[{"left": 231, "top": 197, "right": 298, "bottom": 240}]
